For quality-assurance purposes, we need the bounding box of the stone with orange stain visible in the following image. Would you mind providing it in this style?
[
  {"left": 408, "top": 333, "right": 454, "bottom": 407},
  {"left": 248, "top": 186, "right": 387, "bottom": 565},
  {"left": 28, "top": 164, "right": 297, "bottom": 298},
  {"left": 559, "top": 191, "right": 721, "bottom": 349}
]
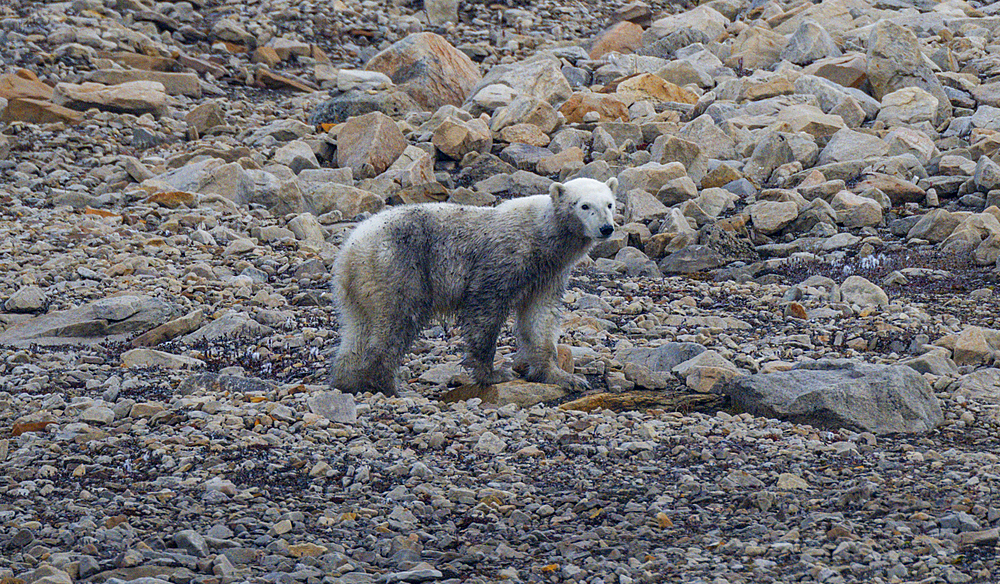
[
  {"left": 558, "top": 92, "right": 628, "bottom": 123},
  {"left": 366, "top": 32, "right": 481, "bottom": 109},
  {"left": 0, "top": 69, "right": 54, "bottom": 101},
  {"left": 589, "top": 21, "right": 644, "bottom": 60}
]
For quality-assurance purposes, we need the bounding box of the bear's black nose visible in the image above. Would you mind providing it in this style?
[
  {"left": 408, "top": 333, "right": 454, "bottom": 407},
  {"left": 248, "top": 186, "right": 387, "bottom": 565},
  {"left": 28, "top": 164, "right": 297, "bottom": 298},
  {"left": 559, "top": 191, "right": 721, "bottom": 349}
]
[{"left": 600, "top": 225, "right": 614, "bottom": 238}]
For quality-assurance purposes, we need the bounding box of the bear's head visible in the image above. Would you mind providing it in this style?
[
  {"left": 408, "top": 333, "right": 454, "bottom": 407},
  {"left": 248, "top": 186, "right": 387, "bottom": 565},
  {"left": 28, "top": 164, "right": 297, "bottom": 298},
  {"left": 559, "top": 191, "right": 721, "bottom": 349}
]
[{"left": 549, "top": 177, "right": 618, "bottom": 240}]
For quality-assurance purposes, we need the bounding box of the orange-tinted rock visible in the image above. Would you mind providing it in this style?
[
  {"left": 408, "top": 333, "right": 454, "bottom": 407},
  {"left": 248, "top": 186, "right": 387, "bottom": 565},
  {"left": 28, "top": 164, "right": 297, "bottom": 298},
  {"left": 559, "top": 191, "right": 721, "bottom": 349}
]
[
  {"left": 252, "top": 46, "right": 282, "bottom": 67},
  {"left": 256, "top": 69, "right": 316, "bottom": 92},
  {"left": 1, "top": 98, "right": 84, "bottom": 124},
  {"left": 366, "top": 32, "right": 481, "bottom": 110},
  {"left": 613, "top": 73, "right": 699, "bottom": 105},
  {"left": 0, "top": 69, "right": 54, "bottom": 101},
  {"left": 337, "top": 111, "right": 407, "bottom": 178},
  {"left": 589, "top": 21, "right": 644, "bottom": 60},
  {"left": 146, "top": 191, "right": 197, "bottom": 208},
  {"left": 558, "top": 92, "right": 629, "bottom": 123}
]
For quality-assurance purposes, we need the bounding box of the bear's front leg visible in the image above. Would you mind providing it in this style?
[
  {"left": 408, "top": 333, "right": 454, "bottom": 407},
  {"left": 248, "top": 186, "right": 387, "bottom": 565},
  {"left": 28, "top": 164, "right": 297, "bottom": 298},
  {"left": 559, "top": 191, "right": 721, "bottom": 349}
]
[{"left": 515, "top": 297, "right": 590, "bottom": 391}]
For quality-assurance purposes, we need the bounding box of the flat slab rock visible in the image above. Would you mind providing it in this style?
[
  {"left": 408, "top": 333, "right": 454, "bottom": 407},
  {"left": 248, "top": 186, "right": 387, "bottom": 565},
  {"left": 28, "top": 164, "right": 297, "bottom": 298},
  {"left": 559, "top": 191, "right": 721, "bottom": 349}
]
[
  {"left": 724, "top": 359, "right": 944, "bottom": 434},
  {"left": 440, "top": 381, "right": 569, "bottom": 408},
  {"left": 0, "top": 295, "right": 178, "bottom": 346}
]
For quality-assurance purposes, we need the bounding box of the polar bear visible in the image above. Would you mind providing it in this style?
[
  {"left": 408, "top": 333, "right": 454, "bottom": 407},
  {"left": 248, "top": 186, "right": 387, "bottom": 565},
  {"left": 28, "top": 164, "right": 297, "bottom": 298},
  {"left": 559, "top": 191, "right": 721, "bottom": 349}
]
[{"left": 331, "top": 176, "right": 618, "bottom": 396}]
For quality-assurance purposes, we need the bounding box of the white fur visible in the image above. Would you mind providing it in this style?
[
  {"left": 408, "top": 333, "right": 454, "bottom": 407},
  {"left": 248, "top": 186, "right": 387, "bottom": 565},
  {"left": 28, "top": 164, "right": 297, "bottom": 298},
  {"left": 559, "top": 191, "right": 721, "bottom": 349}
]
[{"left": 331, "top": 176, "right": 619, "bottom": 396}]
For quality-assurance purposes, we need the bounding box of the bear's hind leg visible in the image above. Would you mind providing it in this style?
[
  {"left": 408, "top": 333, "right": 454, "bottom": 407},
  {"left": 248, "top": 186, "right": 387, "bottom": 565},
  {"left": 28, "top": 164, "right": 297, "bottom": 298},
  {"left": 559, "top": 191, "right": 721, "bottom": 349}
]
[
  {"left": 458, "top": 302, "right": 513, "bottom": 386},
  {"left": 332, "top": 294, "right": 427, "bottom": 396}
]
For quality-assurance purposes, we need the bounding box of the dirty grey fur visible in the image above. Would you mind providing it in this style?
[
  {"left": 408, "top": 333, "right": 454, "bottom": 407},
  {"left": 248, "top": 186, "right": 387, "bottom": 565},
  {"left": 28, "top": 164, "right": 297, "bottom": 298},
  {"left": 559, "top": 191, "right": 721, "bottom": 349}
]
[{"left": 331, "top": 177, "right": 617, "bottom": 396}]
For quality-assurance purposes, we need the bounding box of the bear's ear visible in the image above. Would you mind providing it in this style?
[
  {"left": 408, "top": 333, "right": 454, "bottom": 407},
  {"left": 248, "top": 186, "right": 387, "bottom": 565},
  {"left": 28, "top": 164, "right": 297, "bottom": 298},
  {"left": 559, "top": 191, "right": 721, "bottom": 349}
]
[
  {"left": 606, "top": 177, "right": 618, "bottom": 194},
  {"left": 549, "top": 182, "right": 565, "bottom": 201}
]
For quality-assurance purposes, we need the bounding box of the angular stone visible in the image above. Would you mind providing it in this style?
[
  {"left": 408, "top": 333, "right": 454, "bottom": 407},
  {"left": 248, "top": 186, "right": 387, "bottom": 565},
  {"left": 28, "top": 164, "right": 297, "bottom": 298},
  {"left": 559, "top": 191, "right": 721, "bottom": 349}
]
[
  {"left": 643, "top": 5, "right": 729, "bottom": 44},
  {"left": 876, "top": 86, "right": 939, "bottom": 127},
  {"left": 625, "top": 189, "right": 669, "bottom": 223},
  {"left": 840, "top": 275, "right": 888, "bottom": 309},
  {"left": 0, "top": 69, "right": 53, "bottom": 101},
  {"left": 658, "top": 245, "right": 725, "bottom": 273},
  {"left": 953, "top": 326, "right": 993, "bottom": 367},
  {"left": 750, "top": 200, "right": 798, "bottom": 234},
  {"left": 86, "top": 69, "right": 201, "bottom": 97},
  {"left": 781, "top": 19, "right": 842, "bottom": 65},
  {"left": 491, "top": 95, "right": 560, "bottom": 134},
  {"left": 307, "top": 391, "right": 358, "bottom": 424},
  {"left": 337, "top": 111, "right": 407, "bottom": 178},
  {"left": 1, "top": 98, "right": 84, "bottom": 124},
  {"left": 131, "top": 310, "right": 205, "bottom": 347},
  {"left": 425, "top": 0, "right": 459, "bottom": 25},
  {"left": 273, "top": 140, "right": 320, "bottom": 174},
  {"left": 590, "top": 21, "right": 644, "bottom": 60},
  {"left": 831, "top": 190, "right": 882, "bottom": 228},
  {"left": 303, "top": 183, "right": 384, "bottom": 218},
  {"left": 726, "top": 25, "right": 787, "bottom": 70},
  {"left": 122, "top": 348, "right": 206, "bottom": 369},
  {"left": 725, "top": 359, "right": 943, "bottom": 434},
  {"left": 558, "top": 92, "right": 629, "bottom": 123},
  {"left": 53, "top": 80, "right": 167, "bottom": 116},
  {"left": 366, "top": 32, "right": 481, "bottom": 109},
  {"left": 818, "top": 128, "right": 889, "bottom": 166},
  {"left": 615, "top": 73, "right": 698, "bottom": 105},
  {"left": 649, "top": 136, "right": 708, "bottom": 182},
  {"left": 866, "top": 20, "right": 951, "bottom": 124},
  {"left": 470, "top": 54, "right": 571, "bottom": 106},
  {"left": 185, "top": 101, "right": 225, "bottom": 134},
  {"left": 309, "top": 89, "right": 422, "bottom": 125},
  {"left": 4, "top": 286, "right": 49, "bottom": 313},
  {"left": 0, "top": 295, "right": 178, "bottom": 346},
  {"left": 907, "top": 208, "right": 960, "bottom": 243}
]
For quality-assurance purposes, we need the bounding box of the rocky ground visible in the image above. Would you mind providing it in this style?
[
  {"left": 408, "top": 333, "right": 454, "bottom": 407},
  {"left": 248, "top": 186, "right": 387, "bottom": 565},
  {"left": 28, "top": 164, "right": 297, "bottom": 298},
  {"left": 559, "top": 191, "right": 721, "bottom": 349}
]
[{"left": 3, "top": 0, "right": 1000, "bottom": 583}]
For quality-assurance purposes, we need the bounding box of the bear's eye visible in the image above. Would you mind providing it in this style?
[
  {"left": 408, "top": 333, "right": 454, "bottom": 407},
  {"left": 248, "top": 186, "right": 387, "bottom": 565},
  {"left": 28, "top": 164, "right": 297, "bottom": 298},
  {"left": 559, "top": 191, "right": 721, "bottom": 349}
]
[
  {"left": 581, "top": 204, "right": 590, "bottom": 210},
  {"left": 607, "top": 203, "right": 612, "bottom": 209}
]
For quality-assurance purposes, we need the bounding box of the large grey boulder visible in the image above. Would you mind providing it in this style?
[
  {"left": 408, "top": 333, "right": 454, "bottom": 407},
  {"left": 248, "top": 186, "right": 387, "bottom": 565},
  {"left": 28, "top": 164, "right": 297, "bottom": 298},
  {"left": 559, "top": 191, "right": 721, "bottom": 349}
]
[
  {"left": 0, "top": 295, "right": 179, "bottom": 346},
  {"left": 725, "top": 359, "right": 943, "bottom": 434},
  {"left": 616, "top": 342, "right": 707, "bottom": 371}
]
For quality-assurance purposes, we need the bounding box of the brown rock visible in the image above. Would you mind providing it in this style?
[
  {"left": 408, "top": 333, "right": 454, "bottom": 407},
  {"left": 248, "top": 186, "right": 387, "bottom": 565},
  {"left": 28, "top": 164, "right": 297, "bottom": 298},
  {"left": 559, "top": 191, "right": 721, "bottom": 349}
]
[
  {"left": 726, "top": 26, "right": 788, "bottom": 70},
  {"left": 432, "top": 116, "right": 492, "bottom": 160},
  {"left": 558, "top": 92, "right": 629, "bottom": 123},
  {"left": 256, "top": 69, "right": 317, "bottom": 92},
  {"left": 97, "top": 51, "right": 177, "bottom": 72},
  {"left": 441, "top": 381, "right": 569, "bottom": 408},
  {"left": 366, "top": 32, "right": 481, "bottom": 110},
  {"left": 0, "top": 69, "right": 53, "bottom": 101},
  {"left": 184, "top": 101, "right": 225, "bottom": 134},
  {"left": 1, "top": 98, "right": 83, "bottom": 124},
  {"left": 537, "top": 147, "right": 585, "bottom": 176},
  {"left": 252, "top": 47, "right": 282, "bottom": 67},
  {"left": 701, "top": 163, "right": 743, "bottom": 189},
  {"left": 852, "top": 173, "right": 925, "bottom": 206},
  {"left": 337, "top": 111, "right": 407, "bottom": 177},
  {"left": 785, "top": 302, "right": 808, "bottom": 320},
  {"left": 803, "top": 53, "right": 868, "bottom": 88},
  {"left": 499, "top": 123, "right": 550, "bottom": 147},
  {"left": 589, "top": 21, "right": 644, "bottom": 60},
  {"left": 739, "top": 77, "right": 795, "bottom": 102},
  {"left": 86, "top": 70, "right": 201, "bottom": 97},
  {"left": 559, "top": 391, "right": 722, "bottom": 413},
  {"left": 613, "top": 73, "right": 698, "bottom": 105},
  {"left": 145, "top": 191, "right": 197, "bottom": 209}
]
